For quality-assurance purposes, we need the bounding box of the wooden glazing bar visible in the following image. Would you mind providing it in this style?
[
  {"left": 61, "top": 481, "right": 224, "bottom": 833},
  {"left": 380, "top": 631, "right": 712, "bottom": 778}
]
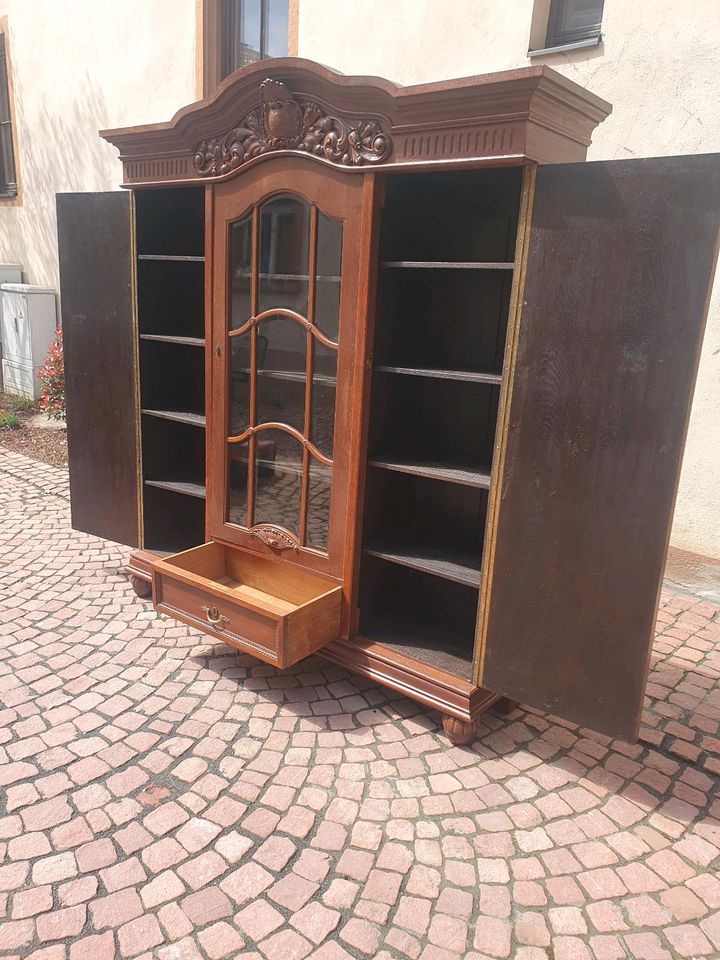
[
  {"left": 300, "top": 206, "right": 319, "bottom": 544},
  {"left": 228, "top": 307, "right": 339, "bottom": 349},
  {"left": 247, "top": 205, "right": 259, "bottom": 527}
]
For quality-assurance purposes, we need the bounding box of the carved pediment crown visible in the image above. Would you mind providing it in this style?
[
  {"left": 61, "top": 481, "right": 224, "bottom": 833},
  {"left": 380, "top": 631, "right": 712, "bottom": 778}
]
[
  {"left": 99, "top": 58, "right": 612, "bottom": 187},
  {"left": 193, "top": 77, "right": 392, "bottom": 177}
]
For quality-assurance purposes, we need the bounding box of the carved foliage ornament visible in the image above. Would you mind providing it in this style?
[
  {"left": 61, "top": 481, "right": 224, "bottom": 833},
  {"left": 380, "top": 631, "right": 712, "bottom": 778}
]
[
  {"left": 249, "top": 523, "right": 299, "bottom": 551},
  {"left": 194, "top": 78, "right": 391, "bottom": 176}
]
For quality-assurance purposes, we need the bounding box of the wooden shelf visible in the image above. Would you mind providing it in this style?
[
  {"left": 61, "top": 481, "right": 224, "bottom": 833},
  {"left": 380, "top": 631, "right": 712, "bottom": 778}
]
[
  {"left": 144, "top": 479, "right": 206, "bottom": 500},
  {"left": 140, "top": 334, "right": 205, "bottom": 347},
  {"left": 381, "top": 260, "right": 514, "bottom": 270},
  {"left": 374, "top": 364, "right": 502, "bottom": 385},
  {"left": 364, "top": 539, "right": 481, "bottom": 588},
  {"left": 360, "top": 616, "right": 474, "bottom": 681},
  {"left": 142, "top": 409, "right": 205, "bottom": 428},
  {"left": 138, "top": 254, "right": 205, "bottom": 262},
  {"left": 368, "top": 458, "right": 491, "bottom": 489}
]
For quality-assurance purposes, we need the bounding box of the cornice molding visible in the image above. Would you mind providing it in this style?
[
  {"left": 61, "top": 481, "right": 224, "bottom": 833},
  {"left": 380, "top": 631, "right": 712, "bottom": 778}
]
[{"left": 100, "top": 58, "right": 612, "bottom": 186}]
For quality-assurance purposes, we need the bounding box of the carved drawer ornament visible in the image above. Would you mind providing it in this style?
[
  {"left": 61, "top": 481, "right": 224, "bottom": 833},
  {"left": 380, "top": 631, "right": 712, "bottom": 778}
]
[
  {"left": 249, "top": 523, "right": 299, "bottom": 551},
  {"left": 193, "top": 78, "right": 392, "bottom": 176}
]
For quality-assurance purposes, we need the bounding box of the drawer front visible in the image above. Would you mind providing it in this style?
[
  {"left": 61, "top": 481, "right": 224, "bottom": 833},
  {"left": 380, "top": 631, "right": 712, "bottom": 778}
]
[{"left": 153, "top": 571, "right": 281, "bottom": 664}]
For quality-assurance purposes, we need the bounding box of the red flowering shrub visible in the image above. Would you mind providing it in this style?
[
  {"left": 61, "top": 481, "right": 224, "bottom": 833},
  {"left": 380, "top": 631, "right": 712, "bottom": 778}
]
[{"left": 37, "top": 327, "right": 66, "bottom": 421}]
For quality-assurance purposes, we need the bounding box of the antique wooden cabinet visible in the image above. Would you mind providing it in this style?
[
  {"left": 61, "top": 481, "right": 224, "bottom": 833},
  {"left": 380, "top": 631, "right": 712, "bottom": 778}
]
[{"left": 57, "top": 59, "right": 720, "bottom": 745}]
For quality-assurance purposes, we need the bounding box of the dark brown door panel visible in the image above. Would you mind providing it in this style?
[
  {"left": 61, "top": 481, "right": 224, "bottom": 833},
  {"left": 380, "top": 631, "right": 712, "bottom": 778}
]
[
  {"left": 57, "top": 191, "right": 140, "bottom": 547},
  {"left": 481, "top": 154, "right": 720, "bottom": 740}
]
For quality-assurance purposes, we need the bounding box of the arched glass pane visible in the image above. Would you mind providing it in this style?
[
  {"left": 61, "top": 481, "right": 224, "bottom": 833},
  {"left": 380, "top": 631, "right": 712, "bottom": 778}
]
[
  {"left": 315, "top": 212, "right": 343, "bottom": 342},
  {"left": 254, "top": 429, "right": 303, "bottom": 536},
  {"left": 311, "top": 341, "right": 337, "bottom": 458},
  {"left": 229, "top": 332, "right": 251, "bottom": 436},
  {"left": 229, "top": 215, "right": 252, "bottom": 330},
  {"left": 256, "top": 314, "right": 306, "bottom": 433},
  {"left": 227, "top": 440, "right": 249, "bottom": 527},
  {"left": 258, "top": 194, "right": 310, "bottom": 316},
  {"left": 307, "top": 460, "right": 332, "bottom": 552}
]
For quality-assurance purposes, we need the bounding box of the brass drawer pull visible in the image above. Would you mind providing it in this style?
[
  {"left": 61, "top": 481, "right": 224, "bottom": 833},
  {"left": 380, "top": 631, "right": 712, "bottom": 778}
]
[{"left": 201, "top": 605, "right": 228, "bottom": 627}]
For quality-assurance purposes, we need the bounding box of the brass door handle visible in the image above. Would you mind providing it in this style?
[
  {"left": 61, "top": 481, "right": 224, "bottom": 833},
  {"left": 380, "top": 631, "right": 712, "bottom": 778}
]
[{"left": 201, "top": 605, "right": 228, "bottom": 627}]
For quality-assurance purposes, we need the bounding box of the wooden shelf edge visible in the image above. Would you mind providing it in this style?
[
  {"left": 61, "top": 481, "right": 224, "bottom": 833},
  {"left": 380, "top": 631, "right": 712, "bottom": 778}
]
[
  {"left": 139, "top": 334, "right": 205, "bottom": 347},
  {"left": 381, "top": 261, "right": 514, "bottom": 270},
  {"left": 142, "top": 409, "right": 206, "bottom": 427},
  {"left": 373, "top": 365, "right": 502, "bottom": 385},
  {"left": 364, "top": 543, "right": 481, "bottom": 588},
  {"left": 320, "top": 636, "right": 500, "bottom": 722},
  {"left": 144, "top": 479, "right": 206, "bottom": 500},
  {"left": 138, "top": 254, "right": 205, "bottom": 262},
  {"left": 368, "top": 458, "right": 491, "bottom": 489}
]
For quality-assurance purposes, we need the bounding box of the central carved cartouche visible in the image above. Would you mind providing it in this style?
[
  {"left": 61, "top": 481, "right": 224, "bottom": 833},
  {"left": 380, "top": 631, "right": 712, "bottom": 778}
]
[{"left": 193, "top": 78, "right": 392, "bottom": 176}]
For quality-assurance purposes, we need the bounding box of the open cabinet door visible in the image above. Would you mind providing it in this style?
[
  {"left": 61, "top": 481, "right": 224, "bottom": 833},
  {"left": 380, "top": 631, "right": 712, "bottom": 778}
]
[
  {"left": 478, "top": 155, "right": 720, "bottom": 741},
  {"left": 57, "top": 192, "right": 141, "bottom": 547}
]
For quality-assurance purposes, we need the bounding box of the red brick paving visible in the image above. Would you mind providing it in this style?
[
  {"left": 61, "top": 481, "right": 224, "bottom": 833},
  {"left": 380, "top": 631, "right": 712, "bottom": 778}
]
[{"left": 1, "top": 448, "right": 719, "bottom": 959}]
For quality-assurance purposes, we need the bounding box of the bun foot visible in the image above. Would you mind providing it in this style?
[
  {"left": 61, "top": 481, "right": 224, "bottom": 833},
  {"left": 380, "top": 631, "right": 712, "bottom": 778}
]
[
  {"left": 442, "top": 715, "right": 476, "bottom": 745},
  {"left": 130, "top": 575, "right": 152, "bottom": 599}
]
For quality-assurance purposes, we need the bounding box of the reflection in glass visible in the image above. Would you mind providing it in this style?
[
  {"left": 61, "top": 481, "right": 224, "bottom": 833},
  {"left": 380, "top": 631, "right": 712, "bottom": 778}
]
[
  {"left": 307, "top": 461, "right": 332, "bottom": 551},
  {"left": 227, "top": 440, "right": 249, "bottom": 527},
  {"left": 254, "top": 429, "right": 303, "bottom": 535},
  {"left": 258, "top": 195, "right": 310, "bottom": 316},
  {"left": 311, "top": 341, "right": 337, "bottom": 459},
  {"left": 255, "top": 315, "right": 306, "bottom": 433},
  {"left": 229, "top": 333, "right": 251, "bottom": 436},
  {"left": 266, "top": 0, "right": 290, "bottom": 57},
  {"left": 229, "top": 215, "right": 252, "bottom": 330},
  {"left": 220, "top": 0, "right": 288, "bottom": 78},
  {"left": 315, "top": 213, "right": 343, "bottom": 342}
]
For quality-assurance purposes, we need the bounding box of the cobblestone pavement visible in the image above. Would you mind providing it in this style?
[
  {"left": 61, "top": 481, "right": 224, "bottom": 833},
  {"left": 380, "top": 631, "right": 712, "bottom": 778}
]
[{"left": 1, "top": 448, "right": 719, "bottom": 960}]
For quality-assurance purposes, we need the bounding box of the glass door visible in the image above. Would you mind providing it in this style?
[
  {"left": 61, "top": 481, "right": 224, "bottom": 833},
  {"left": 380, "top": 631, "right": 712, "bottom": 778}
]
[{"left": 211, "top": 162, "right": 367, "bottom": 578}]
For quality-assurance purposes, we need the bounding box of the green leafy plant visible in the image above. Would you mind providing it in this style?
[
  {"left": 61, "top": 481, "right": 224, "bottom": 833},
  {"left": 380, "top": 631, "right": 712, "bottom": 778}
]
[
  {"left": 37, "top": 328, "right": 66, "bottom": 421},
  {"left": 0, "top": 412, "right": 20, "bottom": 429},
  {"left": 8, "top": 394, "right": 34, "bottom": 413}
]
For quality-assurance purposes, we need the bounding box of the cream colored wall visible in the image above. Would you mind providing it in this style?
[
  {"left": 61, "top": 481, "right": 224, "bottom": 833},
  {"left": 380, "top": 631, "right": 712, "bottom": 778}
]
[
  {"left": 0, "top": 0, "right": 717, "bottom": 556},
  {"left": 298, "top": 0, "right": 720, "bottom": 559},
  {"left": 0, "top": 0, "right": 198, "bottom": 290}
]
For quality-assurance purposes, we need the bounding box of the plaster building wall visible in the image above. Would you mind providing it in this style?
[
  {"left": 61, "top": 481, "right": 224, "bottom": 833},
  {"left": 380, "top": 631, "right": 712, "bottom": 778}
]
[
  {"left": 0, "top": 0, "right": 717, "bottom": 558},
  {"left": 0, "top": 0, "right": 198, "bottom": 290},
  {"left": 296, "top": 0, "right": 720, "bottom": 559}
]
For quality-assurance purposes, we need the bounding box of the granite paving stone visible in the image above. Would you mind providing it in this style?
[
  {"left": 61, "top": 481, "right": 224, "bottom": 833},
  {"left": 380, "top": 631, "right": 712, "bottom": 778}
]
[{"left": 1, "top": 449, "right": 719, "bottom": 958}]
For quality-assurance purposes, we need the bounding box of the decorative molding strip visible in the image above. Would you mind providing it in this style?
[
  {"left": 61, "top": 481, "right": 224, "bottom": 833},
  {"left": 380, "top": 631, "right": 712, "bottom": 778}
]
[{"left": 193, "top": 78, "right": 392, "bottom": 176}]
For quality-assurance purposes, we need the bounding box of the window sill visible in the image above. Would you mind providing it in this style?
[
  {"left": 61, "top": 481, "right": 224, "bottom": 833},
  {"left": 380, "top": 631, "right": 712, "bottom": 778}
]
[{"left": 528, "top": 35, "right": 601, "bottom": 57}]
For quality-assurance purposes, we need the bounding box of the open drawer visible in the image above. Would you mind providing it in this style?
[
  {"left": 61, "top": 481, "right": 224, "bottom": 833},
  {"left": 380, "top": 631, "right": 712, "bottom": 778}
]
[{"left": 150, "top": 541, "right": 342, "bottom": 668}]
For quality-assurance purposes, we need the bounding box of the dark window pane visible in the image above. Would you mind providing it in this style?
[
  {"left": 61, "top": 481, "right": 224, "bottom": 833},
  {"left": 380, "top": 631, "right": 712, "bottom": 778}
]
[
  {"left": 227, "top": 440, "right": 249, "bottom": 526},
  {"left": 258, "top": 194, "right": 310, "bottom": 316},
  {"left": 307, "top": 461, "right": 332, "bottom": 551},
  {"left": 255, "top": 314, "right": 306, "bottom": 433},
  {"left": 229, "top": 332, "right": 251, "bottom": 436},
  {"left": 311, "top": 341, "right": 336, "bottom": 459},
  {"left": 561, "top": 0, "right": 603, "bottom": 31},
  {"left": 315, "top": 213, "right": 343, "bottom": 342},
  {"left": 547, "top": 0, "right": 604, "bottom": 43},
  {"left": 254, "top": 429, "right": 303, "bottom": 535},
  {"left": 240, "top": 0, "right": 262, "bottom": 61},
  {"left": 229, "top": 214, "right": 252, "bottom": 330},
  {"left": 0, "top": 35, "right": 16, "bottom": 194},
  {"left": 266, "top": 0, "right": 289, "bottom": 57}
]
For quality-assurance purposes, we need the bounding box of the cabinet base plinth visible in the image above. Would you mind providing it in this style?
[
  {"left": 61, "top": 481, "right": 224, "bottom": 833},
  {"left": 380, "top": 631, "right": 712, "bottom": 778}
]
[{"left": 126, "top": 549, "right": 155, "bottom": 599}]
